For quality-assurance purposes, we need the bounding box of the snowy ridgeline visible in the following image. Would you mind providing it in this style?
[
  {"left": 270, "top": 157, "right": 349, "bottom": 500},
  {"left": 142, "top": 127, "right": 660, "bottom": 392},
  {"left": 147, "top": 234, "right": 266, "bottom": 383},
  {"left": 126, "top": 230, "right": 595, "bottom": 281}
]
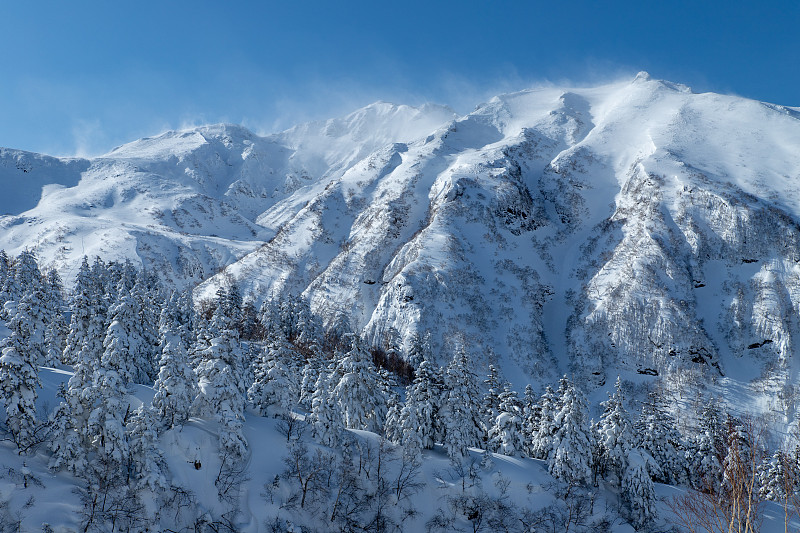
[
  {"left": 0, "top": 251, "right": 800, "bottom": 531},
  {"left": 5, "top": 75, "right": 800, "bottom": 415}
]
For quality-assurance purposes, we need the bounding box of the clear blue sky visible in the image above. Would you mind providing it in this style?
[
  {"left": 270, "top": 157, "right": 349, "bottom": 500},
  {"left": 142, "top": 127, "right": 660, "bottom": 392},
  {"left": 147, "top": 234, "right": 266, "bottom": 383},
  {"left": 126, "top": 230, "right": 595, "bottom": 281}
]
[{"left": 1, "top": 0, "right": 798, "bottom": 156}]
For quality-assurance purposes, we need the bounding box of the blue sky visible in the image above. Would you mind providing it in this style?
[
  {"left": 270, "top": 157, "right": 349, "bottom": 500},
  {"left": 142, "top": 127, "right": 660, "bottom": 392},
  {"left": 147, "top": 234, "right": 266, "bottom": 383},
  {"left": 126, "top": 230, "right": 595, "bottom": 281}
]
[{"left": 1, "top": 0, "right": 798, "bottom": 156}]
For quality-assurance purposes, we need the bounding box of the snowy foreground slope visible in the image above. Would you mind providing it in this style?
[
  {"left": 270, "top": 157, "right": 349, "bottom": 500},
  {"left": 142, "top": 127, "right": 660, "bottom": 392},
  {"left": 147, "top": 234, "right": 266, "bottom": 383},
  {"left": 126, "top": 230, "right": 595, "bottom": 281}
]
[
  {"left": 0, "top": 368, "right": 790, "bottom": 533},
  {"left": 4, "top": 73, "right": 800, "bottom": 412}
]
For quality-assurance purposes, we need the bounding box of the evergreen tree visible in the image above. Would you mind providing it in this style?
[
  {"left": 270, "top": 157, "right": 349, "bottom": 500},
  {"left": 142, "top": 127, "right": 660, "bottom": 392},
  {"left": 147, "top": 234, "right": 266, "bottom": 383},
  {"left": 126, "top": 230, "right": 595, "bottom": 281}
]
[
  {"left": 103, "top": 291, "right": 149, "bottom": 385},
  {"left": 152, "top": 310, "right": 196, "bottom": 429},
  {"left": 548, "top": 376, "right": 593, "bottom": 485},
  {"left": 622, "top": 449, "right": 658, "bottom": 529},
  {"left": 309, "top": 371, "right": 343, "bottom": 447},
  {"left": 0, "top": 303, "right": 41, "bottom": 450},
  {"left": 634, "top": 389, "right": 684, "bottom": 484},
  {"left": 487, "top": 383, "right": 524, "bottom": 456},
  {"left": 247, "top": 341, "right": 296, "bottom": 417},
  {"left": 442, "top": 349, "right": 484, "bottom": 459},
  {"left": 86, "top": 358, "right": 130, "bottom": 479},
  {"left": 193, "top": 306, "right": 248, "bottom": 460},
  {"left": 127, "top": 405, "right": 168, "bottom": 491},
  {"left": 530, "top": 386, "right": 557, "bottom": 459},
  {"left": 758, "top": 450, "right": 798, "bottom": 501},
  {"left": 593, "top": 377, "right": 634, "bottom": 484},
  {"left": 521, "top": 384, "right": 540, "bottom": 452},
  {"left": 393, "top": 356, "right": 444, "bottom": 456},
  {"left": 43, "top": 269, "right": 68, "bottom": 367},
  {"left": 405, "top": 330, "right": 432, "bottom": 369},
  {"left": 481, "top": 364, "right": 502, "bottom": 436},
  {"left": 331, "top": 338, "right": 389, "bottom": 433}
]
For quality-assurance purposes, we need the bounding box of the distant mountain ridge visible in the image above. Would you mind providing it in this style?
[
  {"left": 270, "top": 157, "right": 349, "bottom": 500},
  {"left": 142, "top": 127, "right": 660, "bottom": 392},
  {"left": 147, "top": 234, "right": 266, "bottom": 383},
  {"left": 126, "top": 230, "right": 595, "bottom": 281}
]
[{"left": 3, "top": 74, "right": 800, "bottom": 411}]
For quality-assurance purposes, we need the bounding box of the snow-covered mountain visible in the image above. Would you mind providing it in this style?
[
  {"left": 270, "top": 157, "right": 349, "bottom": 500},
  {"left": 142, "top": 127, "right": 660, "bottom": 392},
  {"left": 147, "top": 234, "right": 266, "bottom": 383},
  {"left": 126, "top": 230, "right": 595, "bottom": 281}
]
[{"left": 4, "top": 72, "right": 800, "bottom": 406}]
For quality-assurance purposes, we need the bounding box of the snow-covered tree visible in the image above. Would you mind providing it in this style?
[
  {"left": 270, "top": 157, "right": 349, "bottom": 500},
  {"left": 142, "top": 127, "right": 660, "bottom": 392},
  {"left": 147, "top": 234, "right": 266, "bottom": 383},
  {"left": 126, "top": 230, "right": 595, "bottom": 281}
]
[
  {"left": 86, "top": 363, "right": 130, "bottom": 477},
  {"left": 48, "top": 399, "right": 87, "bottom": 475},
  {"left": 593, "top": 377, "right": 634, "bottom": 484},
  {"left": 0, "top": 307, "right": 41, "bottom": 450},
  {"left": 247, "top": 341, "right": 297, "bottom": 417},
  {"left": 530, "top": 385, "right": 557, "bottom": 459},
  {"left": 487, "top": 383, "right": 524, "bottom": 456},
  {"left": 634, "top": 389, "right": 684, "bottom": 484},
  {"left": 43, "top": 269, "right": 68, "bottom": 367},
  {"left": 152, "top": 313, "right": 196, "bottom": 429},
  {"left": 103, "top": 291, "right": 149, "bottom": 385},
  {"left": 127, "top": 405, "right": 168, "bottom": 491},
  {"left": 548, "top": 376, "right": 593, "bottom": 486},
  {"left": 392, "top": 356, "right": 444, "bottom": 457},
  {"left": 331, "top": 338, "right": 389, "bottom": 433},
  {"left": 622, "top": 449, "right": 658, "bottom": 529},
  {"left": 442, "top": 349, "right": 484, "bottom": 459},
  {"left": 309, "top": 371, "right": 343, "bottom": 447},
  {"left": 481, "top": 364, "right": 502, "bottom": 435},
  {"left": 758, "top": 450, "right": 798, "bottom": 502},
  {"left": 193, "top": 307, "right": 248, "bottom": 461}
]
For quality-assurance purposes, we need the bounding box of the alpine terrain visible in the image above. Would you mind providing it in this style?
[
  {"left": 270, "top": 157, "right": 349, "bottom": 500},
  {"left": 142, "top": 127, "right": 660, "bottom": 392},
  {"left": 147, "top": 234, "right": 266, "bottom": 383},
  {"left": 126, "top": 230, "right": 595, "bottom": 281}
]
[{"left": 0, "top": 72, "right": 799, "bottom": 531}]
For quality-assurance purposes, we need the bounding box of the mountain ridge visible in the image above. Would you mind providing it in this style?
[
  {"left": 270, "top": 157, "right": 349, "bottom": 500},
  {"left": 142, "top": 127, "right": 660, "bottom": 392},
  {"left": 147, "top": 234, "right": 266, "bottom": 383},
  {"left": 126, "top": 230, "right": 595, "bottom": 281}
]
[{"left": 3, "top": 74, "right": 800, "bottom": 416}]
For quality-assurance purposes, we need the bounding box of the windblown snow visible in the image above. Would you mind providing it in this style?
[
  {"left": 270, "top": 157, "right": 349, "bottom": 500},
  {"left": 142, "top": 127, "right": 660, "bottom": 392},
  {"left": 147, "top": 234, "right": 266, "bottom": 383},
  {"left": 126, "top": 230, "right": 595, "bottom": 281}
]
[{"left": 3, "top": 73, "right": 800, "bottom": 404}]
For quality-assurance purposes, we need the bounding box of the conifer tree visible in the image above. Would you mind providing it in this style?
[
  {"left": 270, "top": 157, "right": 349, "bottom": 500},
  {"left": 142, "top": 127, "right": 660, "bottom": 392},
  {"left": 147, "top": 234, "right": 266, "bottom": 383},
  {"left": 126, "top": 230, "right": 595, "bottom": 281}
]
[
  {"left": 247, "top": 341, "right": 296, "bottom": 417},
  {"left": 394, "top": 356, "right": 444, "bottom": 457},
  {"left": 127, "top": 405, "right": 168, "bottom": 491},
  {"left": 593, "top": 376, "right": 634, "bottom": 484},
  {"left": 548, "top": 376, "right": 593, "bottom": 485},
  {"left": 622, "top": 449, "right": 658, "bottom": 529},
  {"left": 152, "top": 309, "right": 196, "bottom": 429},
  {"left": 331, "top": 338, "right": 389, "bottom": 433},
  {"left": 0, "top": 301, "right": 41, "bottom": 451},
  {"left": 193, "top": 306, "right": 248, "bottom": 461},
  {"left": 530, "top": 385, "right": 557, "bottom": 459},
  {"left": 487, "top": 383, "right": 524, "bottom": 456},
  {"left": 634, "top": 389, "right": 684, "bottom": 484},
  {"left": 309, "top": 371, "right": 343, "bottom": 447},
  {"left": 442, "top": 349, "right": 484, "bottom": 459}
]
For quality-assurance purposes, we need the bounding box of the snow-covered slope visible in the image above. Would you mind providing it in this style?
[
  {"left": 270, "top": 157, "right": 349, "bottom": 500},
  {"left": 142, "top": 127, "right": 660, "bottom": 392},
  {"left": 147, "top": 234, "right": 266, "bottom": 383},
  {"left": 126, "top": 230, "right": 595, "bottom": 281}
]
[
  {"left": 5, "top": 74, "right": 800, "bottom": 404},
  {"left": 0, "top": 103, "right": 456, "bottom": 286}
]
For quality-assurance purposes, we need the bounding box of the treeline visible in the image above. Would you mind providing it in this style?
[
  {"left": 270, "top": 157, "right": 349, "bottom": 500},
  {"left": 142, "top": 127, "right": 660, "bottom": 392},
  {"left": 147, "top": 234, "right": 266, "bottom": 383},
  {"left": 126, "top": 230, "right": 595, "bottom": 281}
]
[{"left": 0, "top": 251, "right": 798, "bottom": 531}]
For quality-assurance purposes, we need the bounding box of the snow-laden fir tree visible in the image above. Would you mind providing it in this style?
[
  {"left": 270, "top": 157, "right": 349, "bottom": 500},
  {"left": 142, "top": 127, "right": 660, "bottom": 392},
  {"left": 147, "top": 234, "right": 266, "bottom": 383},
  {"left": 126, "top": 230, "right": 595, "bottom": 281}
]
[
  {"left": 152, "top": 306, "right": 196, "bottom": 429},
  {"left": 622, "top": 449, "right": 658, "bottom": 529},
  {"left": 442, "top": 348, "right": 484, "bottom": 459},
  {"left": 299, "top": 351, "right": 326, "bottom": 410},
  {"left": 331, "top": 337, "right": 389, "bottom": 433},
  {"left": 0, "top": 298, "right": 41, "bottom": 451},
  {"left": 548, "top": 376, "right": 593, "bottom": 486},
  {"left": 131, "top": 270, "right": 160, "bottom": 381},
  {"left": 193, "top": 306, "right": 248, "bottom": 461},
  {"left": 487, "top": 382, "right": 524, "bottom": 456},
  {"left": 86, "top": 351, "right": 130, "bottom": 478},
  {"left": 391, "top": 356, "right": 444, "bottom": 457},
  {"left": 481, "top": 364, "right": 502, "bottom": 437},
  {"left": 758, "top": 450, "right": 798, "bottom": 502},
  {"left": 309, "top": 371, "right": 343, "bottom": 447},
  {"left": 127, "top": 404, "right": 168, "bottom": 492},
  {"left": 62, "top": 257, "right": 93, "bottom": 367},
  {"left": 521, "top": 384, "right": 539, "bottom": 449},
  {"left": 593, "top": 376, "right": 634, "bottom": 484},
  {"left": 48, "top": 398, "right": 87, "bottom": 475},
  {"left": 247, "top": 340, "right": 297, "bottom": 417},
  {"left": 634, "top": 389, "right": 684, "bottom": 484},
  {"left": 685, "top": 399, "right": 725, "bottom": 492},
  {"left": 103, "top": 289, "right": 149, "bottom": 385},
  {"left": 405, "top": 330, "right": 432, "bottom": 369},
  {"left": 43, "top": 269, "right": 67, "bottom": 367},
  {"left": 530, "top": 385, "right": 557, "bottom": 459}
]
